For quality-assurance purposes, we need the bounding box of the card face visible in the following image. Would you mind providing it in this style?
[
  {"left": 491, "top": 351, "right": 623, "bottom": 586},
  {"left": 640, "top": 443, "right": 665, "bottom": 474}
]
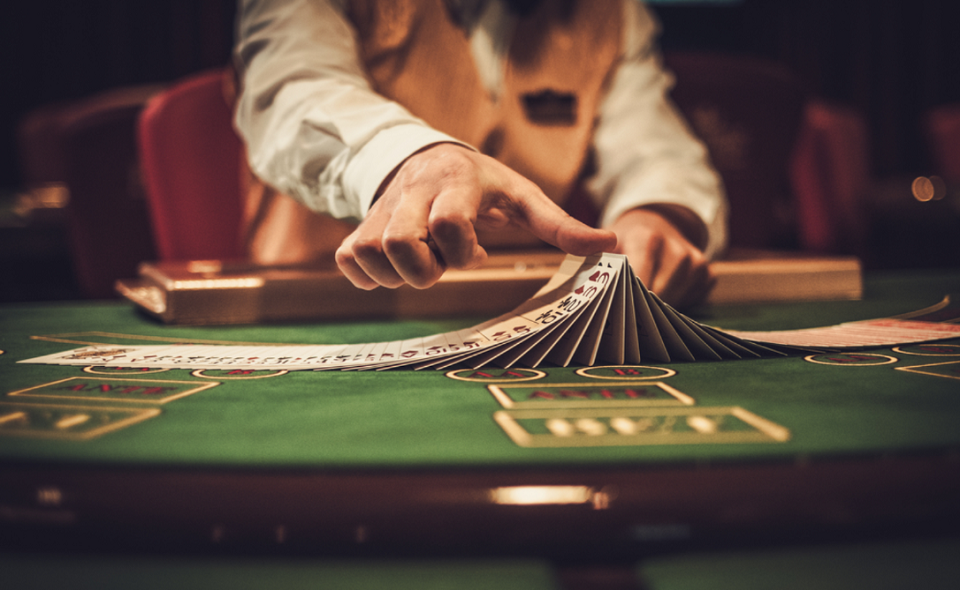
[
  {"left": 724, "top": 318, "right": 960, "bottom": 349},
  {"left": 19, "top": 345, "right": 173, "bottom": 367},
  {"left": 546, "top": 294, "right": 606, "bottom": 367},
  {"left": 572, "top": 262, "right": 623, "bottom": 366},
  {"left": 629, "top": 274, "right": 670, "bottom": 362},
  {"left": 595, "top": 266, "right": 628, "bottom": 365},
  {"left": 487, "top": 319, "right": 566, "bottom": 369},
  {"left": 513, "top": 292, "right": 597, "bottom": 368},
  {"left": 535, "top": 257, "right": 621, "bottom": 367}
]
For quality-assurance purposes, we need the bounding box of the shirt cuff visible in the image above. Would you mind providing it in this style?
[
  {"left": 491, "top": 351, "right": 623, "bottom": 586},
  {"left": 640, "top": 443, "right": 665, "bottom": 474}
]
[{"left": 344, "top": 124, "right": 476, "bottom": 217}]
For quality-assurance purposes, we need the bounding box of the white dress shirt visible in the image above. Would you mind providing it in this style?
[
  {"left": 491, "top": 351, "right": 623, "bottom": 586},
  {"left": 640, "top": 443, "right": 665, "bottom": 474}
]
[{"left": 234, "top": 0, "right": 728, "bottom": 258}]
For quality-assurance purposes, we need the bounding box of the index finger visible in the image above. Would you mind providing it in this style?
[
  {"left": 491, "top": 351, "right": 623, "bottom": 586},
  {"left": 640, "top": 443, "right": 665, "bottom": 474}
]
[{"left": 505, "top": 186, "right": 618, "bottom": 256}]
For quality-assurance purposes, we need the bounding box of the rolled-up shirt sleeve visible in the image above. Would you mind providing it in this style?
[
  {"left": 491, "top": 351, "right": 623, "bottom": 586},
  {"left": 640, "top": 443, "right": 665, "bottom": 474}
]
[
  {"left": 234, "top": 0, "right": 466, "bottom": 221},
  {"left": 588, "top": 0, "right": 728, "bottom": 259}
]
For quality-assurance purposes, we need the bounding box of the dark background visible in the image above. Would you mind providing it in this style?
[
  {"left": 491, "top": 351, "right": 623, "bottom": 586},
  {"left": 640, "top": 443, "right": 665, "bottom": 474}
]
[
  {"left": 0, "top": 0, "right": 236, "bottom": 191},
  {"left": 2, "top": 0, "right": 959, "bottom": 189},
  {"left": 0, "top": 0, "right": 958, "bottom": 301}
]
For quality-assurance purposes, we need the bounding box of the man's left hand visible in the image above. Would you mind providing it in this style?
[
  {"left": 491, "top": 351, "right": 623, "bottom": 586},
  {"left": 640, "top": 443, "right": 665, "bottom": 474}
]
[{"left": 611, "top": 206, "right": 715, "bottom": 309}]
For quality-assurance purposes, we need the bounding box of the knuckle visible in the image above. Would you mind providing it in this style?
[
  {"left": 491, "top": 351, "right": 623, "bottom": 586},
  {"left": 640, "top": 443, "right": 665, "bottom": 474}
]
[
  {"left": 350, "top": 236, "right": 386, "bottom": 260},
  {"left": 334, "top": 243, "right": 355, "bottom": 266},
  {"left": 380, "top": 232, "right": 418, "bottom": 258},
  {"left": 429, "top": 213, "right": 471, "bottom": 242}
]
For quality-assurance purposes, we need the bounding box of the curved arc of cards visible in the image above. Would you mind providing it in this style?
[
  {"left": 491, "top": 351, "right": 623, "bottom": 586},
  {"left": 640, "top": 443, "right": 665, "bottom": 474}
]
[{"left": 17, "top": 254, "right": 960, "bottom": 372}]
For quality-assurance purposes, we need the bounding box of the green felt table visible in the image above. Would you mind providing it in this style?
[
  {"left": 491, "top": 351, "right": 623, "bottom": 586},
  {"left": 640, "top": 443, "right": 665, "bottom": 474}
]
[{"left": 1, "top": 269, "right": 959, "bottom": 567}]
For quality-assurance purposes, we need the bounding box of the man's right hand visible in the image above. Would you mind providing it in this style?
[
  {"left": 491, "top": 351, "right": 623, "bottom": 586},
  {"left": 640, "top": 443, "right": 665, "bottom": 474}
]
[{"left": 335, "top": 143, "right": 618, "bottom": 290}]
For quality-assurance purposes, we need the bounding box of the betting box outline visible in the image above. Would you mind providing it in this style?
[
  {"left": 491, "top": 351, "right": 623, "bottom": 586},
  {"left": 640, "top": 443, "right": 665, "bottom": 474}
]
[
  {"left": 0, "top": 401, "right": 161, "bottom": 441},
  {"left": 488, "top": 381, "right": 695, "bottom": 409},
  {"left": 574, "top": 365, "right": 678, "bottom": 381},
  {"left": 892, "top": 343, "right": 960, "bottom": 357},
  {"left": 493, "top": 406, "right": 792, "bottom": 448},
  {"left": 83, "top": 366, "right": 171, "bottom": 375},
  {"left": 7, "top": 376, "right": 220, "bottom": 405},
  {"left": 445, "top": 368, "right": 548, "bottom": 383},
  {"left": 191, "top": 369, "right": 290, "bottom": 380},
  {"left": 803, "top": 353, "right": 899, "bottom": 367},
  {"left": 895, "top": 360, "right": 960, "bottom": 381}
]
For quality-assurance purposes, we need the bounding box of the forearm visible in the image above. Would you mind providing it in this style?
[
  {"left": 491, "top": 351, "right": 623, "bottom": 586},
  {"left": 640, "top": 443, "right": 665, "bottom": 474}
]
[{"left": 234, "top": 0, "right": 464, "bottom": 221}]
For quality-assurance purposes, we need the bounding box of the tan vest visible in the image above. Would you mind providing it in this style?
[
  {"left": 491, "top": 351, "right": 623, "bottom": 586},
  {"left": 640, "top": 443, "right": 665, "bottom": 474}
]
[{"left": 243, "top": 0, "right": 622, "bottom": 264}]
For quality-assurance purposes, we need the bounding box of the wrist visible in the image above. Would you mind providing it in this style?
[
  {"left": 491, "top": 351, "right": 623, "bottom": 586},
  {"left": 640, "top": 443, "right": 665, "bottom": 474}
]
[{"left": 618, "top": 204, "right": 708, "bottom": 251}]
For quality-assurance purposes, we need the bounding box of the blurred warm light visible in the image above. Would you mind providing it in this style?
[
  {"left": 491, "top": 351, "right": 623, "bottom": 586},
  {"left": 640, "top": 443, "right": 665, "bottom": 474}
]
[
  {"left": 489, "top": 485, "right": 595, "bottom": 506},
  {"left": 13, "top": 183, "right": 70, "bottom": 217},
  {"left": 187, "top": 260, "right": 224, "bottom": 274},
  {"left": 931, "top": 176, "right": 947, "bottom": 200},
  {"left": 912, "top": 175, "right": 946, "bottom": 202},
  {"left": 686, "top": 415, "right": 719, "bottom": 434},
  {"left": 171, "top": 277, "right": 264, "bottom": 290}
]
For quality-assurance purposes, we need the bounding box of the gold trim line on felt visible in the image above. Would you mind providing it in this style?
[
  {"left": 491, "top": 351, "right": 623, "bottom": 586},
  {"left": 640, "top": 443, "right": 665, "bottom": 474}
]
[
  {"left": 191, "top": 369, "right": 289, "bottom": 380},
  {"left": 0, "top": 401, "right": 161, "bottom": 441},
  {"left": 445, "top": 368, "right": 547, "bottom": 383},
  {"left": 895, "top": 360, "right": 960, "bottom": 381},
  {"left": 493, "top": 406, "right": 791, "bottom": 448},
  {"left": 487, "top": 381, "right": 695, "bottom": 410},
  {"left": 574, "top": 365, "right": 677, "bottom": 381},
  {"left": 892, "top": 344, "right": 960, "bottom": 357},
  {"left": 83, "top": 366, "right": 171, "bottom": 375},
  {"left": 7, "top": 376, "right": 220, "bottom": 405},
  {"left": 803, "top": 353, "right": 898, "bottom": 366}
]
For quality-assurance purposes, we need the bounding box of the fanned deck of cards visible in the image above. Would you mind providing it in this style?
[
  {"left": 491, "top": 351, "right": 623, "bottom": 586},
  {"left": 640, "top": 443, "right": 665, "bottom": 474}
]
[{"left": 21, "top": 253, "right": 960, "bottom": 371}]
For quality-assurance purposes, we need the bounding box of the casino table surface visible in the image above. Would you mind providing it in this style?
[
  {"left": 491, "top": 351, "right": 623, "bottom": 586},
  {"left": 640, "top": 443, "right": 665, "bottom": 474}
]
[{"left": 2, "top": 268, "right": 959, "bottom": 583}]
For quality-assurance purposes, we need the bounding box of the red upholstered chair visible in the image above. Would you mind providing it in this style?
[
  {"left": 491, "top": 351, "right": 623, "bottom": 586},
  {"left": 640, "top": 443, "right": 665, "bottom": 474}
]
[
  {"left": 665, "top": 53, "right": 806, "bottom": 250},
  {"left": 16, "top": 85, "right": 163, "bottom": 299},
  {"left": 137, "top": 69, "right": 245, "bottom": 261},
  {"left": 925, "top": 103, "right": 960, "bottom": 184},
  {"left": 665, "top": 53, "right": 870, "bottom": 255},
  {"left": 790, "top": 101, "right": 870, "bottom": 254}
]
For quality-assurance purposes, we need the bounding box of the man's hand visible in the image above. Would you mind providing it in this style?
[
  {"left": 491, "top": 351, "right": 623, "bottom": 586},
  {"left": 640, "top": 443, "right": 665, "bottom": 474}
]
[
  {"left": 336, "top": 143, "right": 617, "bottom": 289},
  {"left": 612, "top": 206, "right": 715, "bottom": 309}
]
